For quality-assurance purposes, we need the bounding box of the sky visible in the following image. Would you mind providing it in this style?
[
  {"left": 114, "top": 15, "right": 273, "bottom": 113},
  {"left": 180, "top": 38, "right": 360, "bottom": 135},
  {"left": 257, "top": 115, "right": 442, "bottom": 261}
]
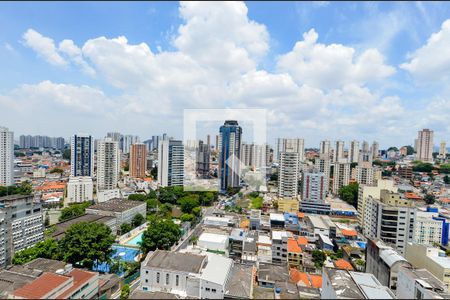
[{"left": 1, "top": 1, "right": 450, "bottom": 149}]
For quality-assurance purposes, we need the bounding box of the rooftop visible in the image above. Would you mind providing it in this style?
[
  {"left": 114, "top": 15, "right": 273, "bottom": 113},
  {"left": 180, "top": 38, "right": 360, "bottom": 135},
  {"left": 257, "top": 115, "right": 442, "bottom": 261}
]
[
  {"left": 12, "top": 272, "right": 71, "bottom": 299},
  {"left": 379, "top": 249, "right": 408, "bottom": 267},
  {"left": 201, "top": 252, "right": 233, "bottom": 285},
  {"left": 0, "top": 270, "right": 36, "bottom": 295},
  {"left": 23, "top": 258, "right": 67, "bottom": 273},
  {"left": 199, "top": 232, "right": 228, "bottom": 244},
  {"left": 270, "top": 213, "right": 285, "bottom": 222},
  {"left": 59, "top": 269, "right": 97, "bottom": 298},
  {"left": 287, "top": 238, "right": 302, "bottom": 253},
  {"left": 258, "top": 263, "right": 289, "bottom": 283},
  {"left": 272, "top": 230, "right": 292, "bottom": 240},
  {"left": 334, "top": 259, "right": 354, "bottom": 271},
  {"left": 87, "top": 198, "right": 145, "bottom": 212},
  {"left": 224, "top": 264, "right": 253, "bottom": 299},
  {"left": 290, "top": 269, "right": 322, "bottom": 288},
  {"left": 324, "top": 268, "right": 364, "bottom": 299},
  {"left": 143, "top": 250, "right": 206, "bottom": 274},
  {"left": 0, "top": 194, "right": 33, "bottom": 202},
  {"left": 307, "top": 215, "right": 328, "bottom": 229},
  {"left": 51, "top": 214, "right": 116, "bottom": 240},
  {"left": 129, "top": 290, "right": 181, "bottom": 299}
]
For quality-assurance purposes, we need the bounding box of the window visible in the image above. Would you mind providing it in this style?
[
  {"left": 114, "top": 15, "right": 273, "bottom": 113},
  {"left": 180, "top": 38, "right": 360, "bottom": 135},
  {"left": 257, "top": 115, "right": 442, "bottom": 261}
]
[
  {"left": 206, "top": 288, "right": 211, "bottom": 292},
  {"left": 176, "top": 275, "right": 179, "bottom": 286},
  {"left": 143, "top": 287, "right": 148, "bottom": 291},
  {"left": 145, "top": 270, "right": 148, "bottom": 274},
  {"left": 145, "top": 279, "right": 148, "bottom": 283},
  {"left": 166, "top": 273, "right": 169, "bottom": 285},
  {"left": 212, "top": 289, "right": 217, "bottom": 293},
  {"left": 156, "top": 272, "right": 160, "bottom": 283}
]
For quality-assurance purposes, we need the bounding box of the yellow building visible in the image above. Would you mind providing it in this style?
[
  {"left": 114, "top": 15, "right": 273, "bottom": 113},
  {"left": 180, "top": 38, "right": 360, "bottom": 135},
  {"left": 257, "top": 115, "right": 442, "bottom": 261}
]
[
  {"left": 278, "top": 198, "right": 299, "bottom": 214},
  {"left": 287, "top": 238, "right": 303, "bottom": 268}
]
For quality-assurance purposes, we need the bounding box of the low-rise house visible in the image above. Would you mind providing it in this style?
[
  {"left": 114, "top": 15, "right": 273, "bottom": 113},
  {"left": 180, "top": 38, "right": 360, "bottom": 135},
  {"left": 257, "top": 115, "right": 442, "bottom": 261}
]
[
  {"left": 197, "top": 232, "right": 229, "bottom": 255},
  {"left": 287, "top": 238, "right": 303, "bottom": 268}
]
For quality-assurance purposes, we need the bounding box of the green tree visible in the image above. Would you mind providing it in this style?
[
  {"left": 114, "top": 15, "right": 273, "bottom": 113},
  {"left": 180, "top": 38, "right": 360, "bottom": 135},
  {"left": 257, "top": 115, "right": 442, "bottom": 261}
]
[
  {"left": 59, "top": 202, "right": 91, "bottom": 221},
  {"left": 387, "top": 146, "right": 399, "bottom": 152},
  {"left": 128, "top": 194, "right": 147, "bottom": 201},
  {"left": 312, "top": 250, "right": 327, "bottom": 268},
  {"left": 140, "top": 217, "right": 181, "bottom": 254},
  {"left": 350, "top": 162, "right": 358, "bottom": 169},
  {"left": 146, "top": 198, "right": 160, "bottom": 213},
  {"left": 249, "top": 191, "right": 260, "bottom": 198},
  {"left": 336, "top": 249, "right": 343, "bottom": 258},
  {"left": 120, "top": 284, "right": 130, "bottom": 300},
  {"left": 439, "top": 164, "right": 450, "bottom": 174},
  {"left": 251, "top": 196, "right": 263, "bottom": 209},
  {"left": 62, "top": 149, "right": 71, "bottom": 160},
  {"left": 147, "top": 189, "right": 157, "bottom": 199},
  {"left": 178, "top": 195, "right": 200, "bottom": 214},
  {"left": 424, "top": 194, "right": 436, "bottom": 205},
  {"left": 120, "top": 223, "right": 132, "bottom": 234},
  {"left": 150, "top": 167, "right": 157, "bottom": 179},
  {"left": 131, "top": 213, "right": 145, "bottom": 228},
  {"left": 405, "top": 145, "right": 414, "bottom": 155},
  {"left": 180, "top": 213, "right": 194, "bottom": 222},
  {"left": 44, "top": 212, "right": 50, "bottom": 227},
  {"left": 412, "top": 162, "right": 433, "bottom": 172},
  {"left": 373, "top": 159, "right": 383, "bottom": 166},
  {"left": 59, "top": 222, "right": 115, "bottom": 269},
  {"left": 338, "top": 183, "right": 359, "bottom": 208},
  {"left": 192, "top": 206, "right": 202, "bottom": 216},
  {"left": 12, "top": 239, "right": 60, "bottom": 265},
  {"left": 444, "top": 175, "right": 450, "bottom": 184},
  {"left": 50, "top": 168, "right": 64, "bottom": 174},
  {"left": 269, "top": 172, "right": 278, "bottom": 182}
]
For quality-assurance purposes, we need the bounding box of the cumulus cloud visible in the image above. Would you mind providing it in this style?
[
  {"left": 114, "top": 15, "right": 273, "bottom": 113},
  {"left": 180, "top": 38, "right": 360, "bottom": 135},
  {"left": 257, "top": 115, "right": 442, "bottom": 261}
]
[
  {"left": 59, "top": 39, "right": 96, "bottom": 76},
  {"left": 401, "top": 19, "right": 450, "bottom": 82},
  {"left": 22, "top": 29, "right": 67, "bottom": 66}
]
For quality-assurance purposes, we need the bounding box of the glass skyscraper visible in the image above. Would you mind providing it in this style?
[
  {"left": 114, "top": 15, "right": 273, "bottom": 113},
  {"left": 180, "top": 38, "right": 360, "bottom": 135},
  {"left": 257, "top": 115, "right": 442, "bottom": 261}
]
[{"left": 219, "top": 120, "right": 242, "bottom": 191}]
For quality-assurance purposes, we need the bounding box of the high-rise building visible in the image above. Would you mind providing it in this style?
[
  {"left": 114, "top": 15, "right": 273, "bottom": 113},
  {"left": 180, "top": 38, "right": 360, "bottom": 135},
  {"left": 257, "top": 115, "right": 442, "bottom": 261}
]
[
  {"left": 320, "top": 140, "right": 331, "bottom": 156},
  {"left": 277, "top": 138, "right": 304, "bottom": 162},
  {"left": 332, "top": 160, "right": 350, "bottom": 194},
  {"left": 349, "top": 140, "right": 359, "bottom": 163},
  {"left": 315, "top": 154, "right": 331, "bottom": 187},
  {"left": 151, "top": 135, "right": 160, "bottom": 151},
  {"left": 0, "top": 194, "right": 43, "bottom": 267},
  {"left": 0, "top": 127, "right": 14, "bottom": 186},
  {"left": 219, "top": 120, "right": 242, "bottom": 191},
  {"left": 242, "top": 143, "right": 270, "bottom": 168},
  {"left": 372, "top": 141, "right": 379, "bottom": 160},
  {"left": 416, "top": 129, "right": 434, "bottom": 162},
  {"left": 207, "top": 135, "right": 211, "bottom": 150},
  {"left": 362, "top": 141, "right": 370, "bottom": 153},
  {"left": 355, "top": 151, "right": 374, "bottom": 185},
  {"left": 158, "top": 140, "right": 184, "bottom": 187},
  {"left": 278, "top": 152, "right": 299, "bottom": 198},
  {"left": 215, "top": 134, "right": 220, "bottom": 153},
  {"left": 106, "top": 132, "right": 122, "bottom": 142},
  {"left": 439, "top": 141, "right": 447, "bottom": 158},
  {"left": 122, "top": 135, "right": 140, "bottom": 154},
  {"left": 302, "top": 171, "right": 327, "bottom": 202},
  {"left": 97, "top": 138, "right": 120, "bottom": 191},
  {"left": 333, "top": 141, "right": 344, "bottom": 162},
  {"left": 129, "top": 143, "right": 147, "bottom": 179},
  {"left": 196, "top": 140, "right": 210, "bottom": 178},
  {"left": 66, "top": 176, "right": 94, "bottom": 204},
  {"left": 70, "top": 134, "right": 94, "bottom": 177}
]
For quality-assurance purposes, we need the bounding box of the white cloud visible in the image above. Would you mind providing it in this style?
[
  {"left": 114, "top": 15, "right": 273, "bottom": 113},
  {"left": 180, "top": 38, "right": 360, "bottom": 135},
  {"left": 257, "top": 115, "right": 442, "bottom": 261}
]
[
  {"left": 59, "top": 39, "right": 96, "bottom": 76},
  {"left": 401, "top": 19, "right": 450, "bottom": 82},
  {"left": 22, "top": 29, "right": 67, "bottom": 66},
  {"left": 276, "top": 29, "right": 395, "bottom": 90}
]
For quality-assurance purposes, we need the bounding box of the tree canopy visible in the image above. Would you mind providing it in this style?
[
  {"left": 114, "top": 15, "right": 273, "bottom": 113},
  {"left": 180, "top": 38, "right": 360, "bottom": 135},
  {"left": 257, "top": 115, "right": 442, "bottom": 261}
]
[
  {"left": 312, "top": 250, "right": 327, "bottom": 268},
  {"left": 62, "top": 149, "right": 71, "bottom": 160},
  {"left": 412, "top": 162, "right": 433, "bottom": 172},
  {"left": 59, "top": 222, "right": 115, "bottom": 268},
  {"left": 140, "top": 217, "right": 181, "bottom": 254},
  {"left": 424, "top": 194, "right": 436, "bottom": 205},
  {"left": 0, "top": 181, "right": 32, "bottom": 197},
  {"left": 131, "top": 213, "right": 145, "bottom": 228},
  {"left": 120, "top": 223, "right": 132, "bottom": 234},
  {"left": 59, "top": 201, "right": 91, "bottom": 222},
  {"left": 13, "top": 239, "right": 60, "bottom": 265},
  {"left": 338, "top": 183, "right": 359, "bottom": 208},
  {"left": 128, "top": 194, "right": 147, "bottom": 201},
  {"left": 178, "top": 195, "right": 200, "bottom": 214}
]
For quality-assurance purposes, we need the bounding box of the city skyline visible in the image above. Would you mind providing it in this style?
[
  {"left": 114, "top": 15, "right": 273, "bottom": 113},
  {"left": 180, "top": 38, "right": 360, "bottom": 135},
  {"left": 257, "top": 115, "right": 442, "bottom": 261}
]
[{"left": 1, "top": 2, "right": 450, "bottom": 146}]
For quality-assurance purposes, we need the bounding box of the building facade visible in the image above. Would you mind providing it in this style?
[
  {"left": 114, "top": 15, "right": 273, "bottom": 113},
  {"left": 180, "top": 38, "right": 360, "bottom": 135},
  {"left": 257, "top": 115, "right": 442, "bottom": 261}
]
[
  {"left": 66, "top": 176, "right": 93, "bottom": 204},
  {"left": 219, "top": 121, "right": 242, "bottom": 191},
  {"left": 333, "top": 141, "right": 345, "bottom": 163},
  {"left": 278, "top": 152, "right": 299, "bottom": 198},
  {"left": 0, "top": 127, "right": 13, "bottom": 186},
  {"left": 130, "top": 143, "right": 147, "bottom": 179},
  {"left": 196, "top": 140, "right": 210, "bottom": 179},
  {"left": 96, "top": 138, "right": 120, "bottom": 191},
  {"left": 332, "top": 160, "right": 350, "bottom": 194},
  {"left": 70, "top": 134, "right": 94, "bottom": 177},
  {"left": 276, "top": 138, "right": 304, "bottom": 162},
  {"left": 416, "top": 129, "right": 434, "bottom": 162},
  {"left": 158, "top": 140, "right": 184, "bottom": 187},
  {"left": 349, "top": 140, "right": 359, "bottom": 163}
]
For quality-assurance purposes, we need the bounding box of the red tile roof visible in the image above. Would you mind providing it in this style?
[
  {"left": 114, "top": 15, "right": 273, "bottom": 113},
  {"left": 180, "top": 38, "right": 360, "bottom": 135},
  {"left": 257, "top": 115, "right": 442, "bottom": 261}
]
[
  {"left": 13, "top": 272, "right": 71, "bottom": 299},
  {"left": 290, "top": 269, "right": 322, "bottom": 288},
  {"left": 58, "top": 269, "right": 97, "bottom": 299},
  {"left": 297, "top": 236, "right": 308, "bottom": 246},
  {"left": 287, "top": 238, "right": 302, "bottom": 253},
  {"left": 404, "top": 192, "right": 421, "bottom": 200},
  {"left": 341, "top": 229, "right": 357, "bottom": 237},
  {"left": 334, "top": 259, "right": 354, "bottom": 270}
]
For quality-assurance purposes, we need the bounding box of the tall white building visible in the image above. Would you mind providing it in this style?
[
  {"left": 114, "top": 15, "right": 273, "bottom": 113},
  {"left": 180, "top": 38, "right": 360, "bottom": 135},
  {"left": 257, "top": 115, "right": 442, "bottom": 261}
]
[
  {"left": 158, "top": 140, "right": 184, "bottom": 187},
  {"left": 362, "top": 141, "right": 370, "bottom": 153},
  {"left": 278, "top": 152, "right": 299, "bottom": 198},
  {"left": 96, "top": 138, "right": 120, "bottom": 191},
  {"left": 333, "top": 141, "right": 345, "bottom": 163},
  {"left": 276, "top": 138, "right": 304, "bottom": 162},
  {"left": 0, "top": 127, "right": 14, "bottom": 186},
  {"left": 439, "top": 141, "right": 447, "bottom": 158},
  {"left": 349, "top": 140, "right": 359, "bottom": 163},
  {"left": 66, "top": 176, "right": 93, "bottom": 204},
  {"left": 356, "top": 151, "right": 374, "bottom": 185},
  {"left": 413, "top": 212, "right": 443, "bottom": 246},
  {"left": 122, "top": 134, "right": 140, "bottom": 154},
  {"left": 416, "top": 129, "right": 434, "bottom": 162},
  {"left": 242, "top": 143, "right": 270, "bottom": 168},
  {"left": 315, "top": 154, "right": 331, "bottom": 187},
  {"left": 302, "top": 171, "right": 327, "bottom": 202},
  {"left": 70, "top": 134, "right": 94, "bottom": 177},
  {"left": 372, "top": 141, "right": 379, "bottom": 160},
  {"left": 320, "top": 140, "right": 331, "bottom": 156},
  {"left": 332, "top": 160, "right": 350, "bottom": 194}
]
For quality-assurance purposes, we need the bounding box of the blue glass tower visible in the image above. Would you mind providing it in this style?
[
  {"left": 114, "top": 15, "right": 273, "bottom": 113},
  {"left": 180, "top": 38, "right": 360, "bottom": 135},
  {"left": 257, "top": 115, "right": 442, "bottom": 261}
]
[{"left": 219, "top": 120, "right": 242, "bottom": 191}]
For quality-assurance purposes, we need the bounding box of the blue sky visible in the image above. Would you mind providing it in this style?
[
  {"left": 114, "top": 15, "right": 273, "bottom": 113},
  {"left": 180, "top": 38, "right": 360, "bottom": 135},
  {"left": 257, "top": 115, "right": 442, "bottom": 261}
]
[{"left": 1, "top": 1, "right": 450, "bottom": 148}]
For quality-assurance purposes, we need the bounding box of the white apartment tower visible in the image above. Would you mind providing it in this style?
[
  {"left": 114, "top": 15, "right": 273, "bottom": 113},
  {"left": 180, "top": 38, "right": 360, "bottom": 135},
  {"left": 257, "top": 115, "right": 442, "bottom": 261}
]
[
  {"left": 276, "top": 138, "right": 304, "bottom": 162},
  {"left": 333, "top": 141, "right": 345, "bottom": 163},
  {"left": 349, "top": 140, "right": 359, "bottom": 163},
  {"left": 416, "top": 129, "right": 434, "bottom": 162},
  {"left": 302, "top": 171, "right": 327, "bottom": 202},
  {"left": 0, "top": 127, "right": 14, "bottom": 186},
  {"left": 66, "top": 176, "right": 94, "bottom": 204},
  {"left": 372, "top": 141, "right": 379, "bottom": 160},
  {"left": 96, "top": 138, "right": 120, "bottom": 191},
  {"left": 332, "top": 160, "right": 350, "bottom": 194},
  {"left": 362, "top": 141, "right": 370, "bottom": 153},
  {"left": 356, "top": 151, "right": 374, "bottom": 185},
  {"left": 70, "top": 134, "right": 94, "bottom": 177},
  {"left": 439, "top": 141, "right": 446, "bottom": 158},
  {"left": 158, "top": 140, "right": 184, "bottom": 187},
  {"left": 320, "top": 140, "right": 331, "bottom": 156},
  {"left": 278, "top": 152, "right": 299, "bottom": 198}
]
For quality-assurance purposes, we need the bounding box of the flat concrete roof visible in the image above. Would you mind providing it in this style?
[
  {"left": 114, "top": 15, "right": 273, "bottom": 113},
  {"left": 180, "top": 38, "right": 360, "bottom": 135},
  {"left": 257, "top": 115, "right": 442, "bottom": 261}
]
[
  {"left": 143, "top": 250, "right": 206, "bottom": 274},
  {"left": 51, "top": 214, "right": 116, "bottom": 240},
  {"left": 87, "top": 198, "right": 145, "bottom": 213}
]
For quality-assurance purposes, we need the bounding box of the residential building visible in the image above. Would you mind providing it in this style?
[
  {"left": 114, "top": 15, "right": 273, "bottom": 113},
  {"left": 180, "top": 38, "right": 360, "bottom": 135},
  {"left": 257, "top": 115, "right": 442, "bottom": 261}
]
[
  {"left": 242, "top": 143, "right": 270, "bottom": 168},
  {"left": 276, "top": 138, "right": 304, "bottom": 162},
  {"left": 332, "top": 160, "right": 350, "bottom": 194},
  {"left": 320, "top": 140, "right": 331, "bottom": 156},
  {"left": 219, "top": 120, "right": 242, "bottom": 191},
  {"left": 66, "top": 176, "right": 93, "bottom": 204},
  {"left": 440, "top": 141, "right": 447, "bottom": 159},
  {"left": 158, "top": 140, "right": 184, "bottom": 187},
  {"left": 70, "top": 134, "right": 94, "bottom": 177},
  {"left": 365, "top": 238, "right": 411, "bottom": 291},
  {"left": 357, "top": 179, "right": 397, "bottom": 228},
  {"left": 321, "top": 268, "right": 396, "bottom": 299},
  {"left": 278, "top": 151, "right": 299, "bottom": 198},
  {"left": 106, "top": 132, "right": 122, "bottom": 143},
  {"left": 85, "top": 198, "right": 146, "bottom": 227},
  {"left": 277, "top": 198, "right": 299, "bottom": 214},
  {"left": 196, "top": 140, "right": 210, "bottom": 178},
  {"left": 96, "top": 138, "right": 120, "bottom": 191},
  {"left": 397, "top": 266, "right": 450, "bottom": 299},
  {"left": 416, "top": 129, "right": 434, "bottom": 162},
  {"left": 271, "top": 230, "right": 292, "bottom": 264},
  {"left": 0, "top": 194, "right": 43, "bottom": 267},
  {"left": 413, "top": 211, "right": 443, "bottom": 246},
  {"left": 349, "top": 140, "right": 359, "bottom": 163},
  {"left": 314, "top": 154, "right": 331, "bottom": 186},
  {"left": 130, "top": 143, "right": 147, "bottom": 179},
  {"left": 355, "top": 152, "right": 374, "bottom": 185},
  {"left": 333, "top": 141, "right": 345, "bottom": 162},
  {"left": 398, "top": 165, "right": 413, "bottom": 179},
  {"left": 197, "top": 232, "right": 229, "bottom": 255},
  {"left": 0, "top": 127, "right": 14, "bottom": 186},
  {"left": 405, "top": 243, "right": 450, "bottom": 291},
  {"left": 362, "top": 141, "right": 370, "bottom": 153},
  {"left": 287, "top": 237, "right": 303, "bottom": 268},
  {"left": 302, "top": 170, "right": 327, "bottom": 202},
  {"left": 372, "top": 141, "right": 379, "bottom": 160},
  {"left": 0, "top": 211, "right": 5, "bottom": 267},
  {"left": 140, "top": 250, "right": 233, "bottom": 299},
  {"left": 121, "top": 134, "right": 140, "bottom": 154}
]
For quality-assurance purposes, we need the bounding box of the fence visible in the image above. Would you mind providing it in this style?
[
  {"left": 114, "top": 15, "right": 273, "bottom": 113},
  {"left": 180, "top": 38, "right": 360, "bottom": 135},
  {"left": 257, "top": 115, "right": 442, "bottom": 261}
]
[{"left": 123, "top": 270, "right": 140, "bottom": 285}]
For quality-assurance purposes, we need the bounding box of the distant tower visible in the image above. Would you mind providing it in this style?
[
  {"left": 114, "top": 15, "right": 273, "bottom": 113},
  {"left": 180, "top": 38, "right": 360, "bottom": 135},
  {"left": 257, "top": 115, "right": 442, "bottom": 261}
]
[
  {"left": 320, "top": 140, "right": 331, "bottom": 156},
  {"left": 333, "top": 141, "right": 344, "bottom": 163},
  {"left": 219, "top": 120, "right": 242, "bottom": 191},
  {"left": 70, "top": 134, "right": 94, "bottom": 177},
  {"left": 0, "top": 127, "right": 14, "bottom": 185},
  {"left": 130, "top": 143, "right": 147, "bottom": 179},
  {"left": 277, "top": 138, "right": 304, "bottom": 162},
  {"left": 349, "top": 140, "right": 359, "bottom": 163},
  {"left": 97, "top": 138, "right": 120, "bottom": 191},
  {"left": 372, "top": 141, "right": 379, "bottom": 160},
  {"left": 158, "top": 140, "right": 184, "bottom": 187},
  {"left": 440, "top": 141, "right": 447, "bottom": 158},
  {"left": 416, "top": 129, "right": 434, "bottom": 162}
]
